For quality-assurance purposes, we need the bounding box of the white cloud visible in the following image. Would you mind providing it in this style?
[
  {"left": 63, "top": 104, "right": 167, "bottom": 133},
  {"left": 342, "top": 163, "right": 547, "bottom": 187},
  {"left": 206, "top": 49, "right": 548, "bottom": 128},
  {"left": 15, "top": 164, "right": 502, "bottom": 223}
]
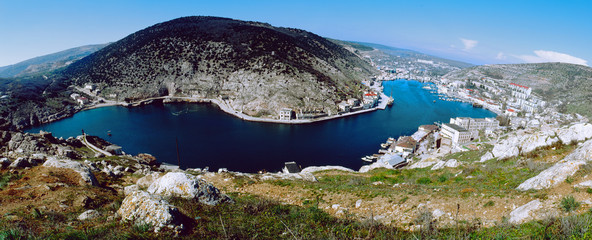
[
  {"left": 517, "top": 50, "right": 588, "bottom": 66},
  {"left": 496, "top": 52, "right": 506, "bottom": 60},
  {"left": 460, "top": 38, "right": 478, "bottom": 51}
]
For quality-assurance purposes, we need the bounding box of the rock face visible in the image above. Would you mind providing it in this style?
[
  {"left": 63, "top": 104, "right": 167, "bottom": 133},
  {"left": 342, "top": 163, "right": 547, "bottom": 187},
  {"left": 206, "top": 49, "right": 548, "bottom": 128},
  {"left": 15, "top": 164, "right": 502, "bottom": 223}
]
[
  {"left": 482, "top": 123, "right": 592, "bottom": 162},
  {"left": 64, "top": 16, "right": 377, "bottom": 117},
  {"left": 43, "top": 157, "right": 99, "bottom": 186},
  {"left": 147, "top": 172, "right": 231, "bottom": 205},
  {"left": 117, "top": 191, "right": 183, "bottom": 232},
  {"left": 431, "top": 159, "right": 460, "bottom": 170},
  {"left": 509, "top": 200, "right": 542, "bottom": 224},
  {"left": 517, "top": 139, "right": 592, "bottom": 191}
]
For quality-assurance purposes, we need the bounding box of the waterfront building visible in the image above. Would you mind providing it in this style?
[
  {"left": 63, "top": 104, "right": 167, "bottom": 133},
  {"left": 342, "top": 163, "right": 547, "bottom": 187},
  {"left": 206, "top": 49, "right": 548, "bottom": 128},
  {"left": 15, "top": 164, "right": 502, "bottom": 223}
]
[
  {"left": 279, "top": 108, "right": 293, "bottom": 120},
  {"left": 441, "top": 123, "right": 472, "bottom": 145},
  {"left": 395, "top": 136, "right": 417, "bottom": 154},
  {"left": 338, "top": 101, "right": 352, "bottom": 112},
  {"left": 450, "top": 117, "right": 499, "bottom": 131}
]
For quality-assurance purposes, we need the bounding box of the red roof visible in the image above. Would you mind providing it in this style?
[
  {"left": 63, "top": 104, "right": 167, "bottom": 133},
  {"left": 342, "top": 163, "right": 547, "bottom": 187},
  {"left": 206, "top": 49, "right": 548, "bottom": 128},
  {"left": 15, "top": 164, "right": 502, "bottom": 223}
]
[
  {"left": 364, "top": 92, "right": 377, "bottom": 96},
  {"left": 509, "top": 83, "right": 529, "bottom": 89},
  {"left": 507, "top": 109, "right": 515, "bottom": 112}
]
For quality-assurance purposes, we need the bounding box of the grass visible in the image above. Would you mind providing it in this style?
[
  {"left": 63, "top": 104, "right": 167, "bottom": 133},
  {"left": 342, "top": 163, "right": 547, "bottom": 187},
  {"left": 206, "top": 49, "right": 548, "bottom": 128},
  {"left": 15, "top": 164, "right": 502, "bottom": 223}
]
[
  {"left": 561, "top": 195, "right": 581, "bottom": 212},
  {"left": 0, "top": 171, "right": 22, "bottom": 189}
]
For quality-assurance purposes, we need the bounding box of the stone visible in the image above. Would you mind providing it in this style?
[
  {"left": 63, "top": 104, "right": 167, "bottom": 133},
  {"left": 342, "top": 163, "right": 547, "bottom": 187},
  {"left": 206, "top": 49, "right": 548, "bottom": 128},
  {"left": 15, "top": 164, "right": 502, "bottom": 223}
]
[
  {"left": 137, "top": 172, "right": 162, "bottom": 189},
  {"left": 43, "top": 157, "right": 99, "bottom": 186},
  {"left": 77, "top": 210, "right": 101, "bottom": 221},
  {"left": 136, "top": 153, "right": 158, "bottom": 166},
  {"left": 409, "top": 158, "right": 440, "bottom": 169},
  {"left": 444, "top": 159, "right": 460, "bottom": 168},
  {"left": 124, "top": 184, "right": 140, "bottom": 196},
  {"left": 147, "top": 172, "right": 231, "bottom": 205},
  {"left": 576, "top": 180, "right": 592, "bottom": 188},
  {"left": 117, "top": 191, "right": 183, "bottom": 232},
  {"left": 9, "top": 157, "right": 31, "bottom": 169},
  {"left": 432, "top": 209, "right": 445, "bottom": 219},
  {"left": 300, "top": 166, "right": 354, "bottom": 174},
  {"left": 430, "top": 160, "right": 446, "bottom": 170},
  {"left": 509, "top": 200, "right": 542, "bottom": 224},
  {"left": 355, "top": 200, "right": 362, "bottom": 208},
  {"left": 0, "top": 158, "right": 11, "bottom": 169},
  {"left": 556, "top": 123, "right": 592, "bottom": 144},
  {"left": 517, "top": 139, "right": 592, "bottom": 191}
]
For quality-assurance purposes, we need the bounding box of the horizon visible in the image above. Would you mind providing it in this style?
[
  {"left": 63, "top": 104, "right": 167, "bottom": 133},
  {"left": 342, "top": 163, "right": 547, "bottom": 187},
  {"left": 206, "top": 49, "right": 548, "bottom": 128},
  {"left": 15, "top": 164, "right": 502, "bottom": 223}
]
[{"left": 0, "top": 0, "right": 590, "bottom": 67}]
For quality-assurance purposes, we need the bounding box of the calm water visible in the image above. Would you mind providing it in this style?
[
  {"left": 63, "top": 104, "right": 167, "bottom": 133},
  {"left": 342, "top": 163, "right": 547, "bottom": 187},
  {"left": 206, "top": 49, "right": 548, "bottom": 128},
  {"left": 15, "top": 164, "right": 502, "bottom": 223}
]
[{"left": 27, "top": 80, "right": 495, "bottom": 172}]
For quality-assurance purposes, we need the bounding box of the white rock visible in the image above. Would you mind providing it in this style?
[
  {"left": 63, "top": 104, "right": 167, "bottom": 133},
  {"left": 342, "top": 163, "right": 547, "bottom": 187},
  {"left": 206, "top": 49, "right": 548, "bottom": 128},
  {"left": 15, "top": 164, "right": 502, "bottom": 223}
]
[
  {"left": 136, "top": 172, "right": 162, "bottom": 188},
  {"left": 480, "top": 152, "right": 494, "bottom": 162},
  {"left": 124, "top": 184, "right": 140, "bottom": 196},
  {"left": 332, "top": 204, "right": 340, "bottom": 210},
  {"left": 445, "top": 159, "right": 460, "bottom": 168},
  {"left": 117, "top": 191, "right": 182, "bottom": 232},
  {"left": 301, "top": 166, "right": 354, "bottom": 174},
  {"left": 147, "top": 172, "right": 231, "bottom": 205},
  {"left": 509, "top": 200, "right": 542, "bottom": 224},
  {"left": 9, "top": 157, "right": 30, "bottom": 169},
  {"left": 0, "top": 158, "right": 11, "bottom": 169},
  {"left": 432, "top": 209, "right": 445, "bottom": 219},
  {"left": 430, "top": 161, "right": 446, "bottom": 170},
  {"left": 409, "top": 158, "right": 440, "bottom": 169},
  {"left": 517, "top": 139, "right": 592, "bottom": 191},
  {"left": 355, "top": 200, "right": 362, "bottom": 208},
  {"left": 43, "top": 157, "right": 98, "bottom": 186},
  {"left": 576, "top": 180, "right": 592, "bottom": 188},
  {"left": 359, "top": 162, "right": 392, "bottom": 173},
  {"left": 77, "top": 210, "right": 101, "bottom": 221},
  {"left": 556, "top": 123, "right": 592, "bottom": 144}
]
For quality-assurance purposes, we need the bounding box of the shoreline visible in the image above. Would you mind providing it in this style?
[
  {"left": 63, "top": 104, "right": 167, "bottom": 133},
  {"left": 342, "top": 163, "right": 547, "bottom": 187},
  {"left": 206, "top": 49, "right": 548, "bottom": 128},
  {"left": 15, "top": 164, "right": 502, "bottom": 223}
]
[{"left": 75, "top": 95, "right": 390, "bottom": 125}]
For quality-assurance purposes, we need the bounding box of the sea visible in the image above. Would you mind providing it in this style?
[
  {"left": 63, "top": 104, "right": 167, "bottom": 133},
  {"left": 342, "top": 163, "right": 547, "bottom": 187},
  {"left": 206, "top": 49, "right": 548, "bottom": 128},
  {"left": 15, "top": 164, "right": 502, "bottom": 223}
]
[{"left": 26, "top": 80, "right": 495, "bottom": 172}]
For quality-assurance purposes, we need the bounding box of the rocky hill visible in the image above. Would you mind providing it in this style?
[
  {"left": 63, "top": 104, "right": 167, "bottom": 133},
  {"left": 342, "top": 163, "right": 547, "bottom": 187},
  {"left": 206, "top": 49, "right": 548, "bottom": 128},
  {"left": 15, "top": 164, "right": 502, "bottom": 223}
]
[
  {"left": 0, "top": 44, "right": 108, "bottom": 78},
  {"left": 443, "top": 63, "right": 592, "bottom": 117},
  {"left": 63, "top": 16, "right": 377, "bottom": 117}
]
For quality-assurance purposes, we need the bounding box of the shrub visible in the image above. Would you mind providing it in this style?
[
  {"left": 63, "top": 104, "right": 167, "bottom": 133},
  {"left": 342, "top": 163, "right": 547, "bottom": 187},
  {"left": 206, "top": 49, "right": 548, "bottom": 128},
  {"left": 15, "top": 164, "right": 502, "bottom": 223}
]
[
  {"left": 561, "top": 195, "right": 580, "bottom": 212},
  {"left": 416, "top": 177, "right": 432, "bottom": 184},
  {"left": 483, "top": 201, "right": 495, "bottom": 207}
]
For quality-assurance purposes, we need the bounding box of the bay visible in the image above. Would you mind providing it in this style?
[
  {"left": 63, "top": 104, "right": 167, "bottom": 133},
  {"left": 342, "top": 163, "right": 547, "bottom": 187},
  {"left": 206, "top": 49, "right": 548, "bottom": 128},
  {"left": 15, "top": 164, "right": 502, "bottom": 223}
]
[{"left": 26, "top": 80, "right": 495, "bottom": 172}]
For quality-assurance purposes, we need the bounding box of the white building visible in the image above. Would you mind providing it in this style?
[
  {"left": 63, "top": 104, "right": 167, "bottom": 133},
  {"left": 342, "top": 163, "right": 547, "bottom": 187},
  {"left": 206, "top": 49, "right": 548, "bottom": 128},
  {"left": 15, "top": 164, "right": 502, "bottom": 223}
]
[
  {"left": 338, "top": 101, "right": 352, "bottom": 112},
  {"left": 441, "top": 123, "right": 472, "bottom": 145},
  {"left": 279, "top": 108, "right": 293, "bottom": 120}
]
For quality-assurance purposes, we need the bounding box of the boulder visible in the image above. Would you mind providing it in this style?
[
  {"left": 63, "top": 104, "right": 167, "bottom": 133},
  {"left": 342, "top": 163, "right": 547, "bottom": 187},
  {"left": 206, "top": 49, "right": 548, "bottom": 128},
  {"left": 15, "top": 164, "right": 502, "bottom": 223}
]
[
  {"left": 0, "top": 158, "right": 11, "bottom": 169},
  {"left": 136, "top": 153, "right": 158, "bottom": 166},
  {"left": 576, "top": 180, "right": 592, "bottom": 188},
  {"left": 117, "top": 191, "right": 183, "bottom": 232},
  {"left": 124, "top": 184, "right": 140, "bottom": 196},
  {"left": 9, "top": 157, "right": 31, "bottom": 169},
  {"left": 408, "top": 158, "right": 440, "bottom": 169},
  {"left": 43, "top": 157, "right": 99, "bottom": 186},
  {"left": 137, "top": 172, "right": 163, "bottom": 189},
  {"left": 147, "top": 172, "right": 231, "bottom": 205},
  {"left": 509, "top": 200, "right": 542, "bottom": 224},
  {"left": 556, "top": 123, "right": 592, "bottom": 144},
  {"left": 77, "top": 210, "right": 101, "bottom": 221},
  {"left": 517, "top": 139, "right": 592, "bottom": 191}
]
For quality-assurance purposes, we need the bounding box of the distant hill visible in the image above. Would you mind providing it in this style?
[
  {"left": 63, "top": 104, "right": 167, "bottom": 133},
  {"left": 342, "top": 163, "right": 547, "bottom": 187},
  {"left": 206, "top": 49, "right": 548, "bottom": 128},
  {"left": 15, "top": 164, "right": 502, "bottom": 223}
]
[
  {"left": 2, "top": 16, "right": 378, "bottom": 130},
  {"left": 63, "top": 16, "right": 377, "bottom": 117},
  {"left": 355, "top": 42, "right": 474, "bottom": 69},
  {"left": 0, "top": 44, "right": 108, "bottom": 78},
  {"left": 444, "top": 62, "right": 592, "bottom": 117}
]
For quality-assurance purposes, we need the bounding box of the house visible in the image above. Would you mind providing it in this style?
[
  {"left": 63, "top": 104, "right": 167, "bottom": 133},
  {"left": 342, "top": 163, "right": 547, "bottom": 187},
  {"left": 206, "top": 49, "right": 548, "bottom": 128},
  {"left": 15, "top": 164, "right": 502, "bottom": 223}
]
[
  {"left": 419, "top": 125, "right": 438, "bottom": 133},
  {"left": 338, "top": 101, "right": 352, "bottom": 112},
  {"left": 394, "top": 136, "right": 417, "bottom": 153},
  {"left": 441, "top": 123, "right": 472, "bottom": 145},
  {"left": 279, "top": 108, "right": 293, "bottom": 120},
  {"left": 505, "top": 108, "right": 518, "bottom": 117},
  {"left": 85, "top": 84, "right": 97, "bottom": 91},
  {"left": 76, "top": 97, "right": 89, "bottom": 105},
  {"left": 70, "top": 93, "right": 80, "bottom": 100},
  {"left": 380, "top": 154, "right": 407, "bottom": 168},
  {"left": 283, "top": 162, "right": 301, "bottom": 173},
  {"left": 347, "top": 98, "right": 360, "bottom": 106},
  {"left": 450, "top": 117, "right": 499, "bottom": 132}
]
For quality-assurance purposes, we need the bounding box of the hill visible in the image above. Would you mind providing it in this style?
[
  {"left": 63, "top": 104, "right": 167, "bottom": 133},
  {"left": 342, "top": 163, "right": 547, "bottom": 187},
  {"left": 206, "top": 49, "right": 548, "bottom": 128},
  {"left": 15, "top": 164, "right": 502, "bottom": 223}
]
[
  {"left": 63, "top": 16, "right": 377, "bottom": 117},
  {"left": 443, "top": 62, "right": 592, "bottom": 117},
  {"left": 0, "top": 44, "right": 108, "bottom": 78}
]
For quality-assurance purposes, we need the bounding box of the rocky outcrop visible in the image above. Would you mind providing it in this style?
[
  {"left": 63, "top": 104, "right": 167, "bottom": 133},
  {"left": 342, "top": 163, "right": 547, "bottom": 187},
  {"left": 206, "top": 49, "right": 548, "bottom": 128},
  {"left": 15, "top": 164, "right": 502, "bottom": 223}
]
[
  {"left": 509, "top": 200, "right": 542, "bottom": 224},
  {"left": 431, "top": 159, "right": 460, "bottom": 170},
  {"left": 117, "top": 191, "right": 184, "bottom": 232},
  {"left": 481, "top": 123, "right": 592, "bottom": 162},
  {"left": 517, "top": 139, "right": 592, "bottom": 191},
  {"left": 43, "top": 157, "right": 99, "bottom": 186},
  {"left": 8, "top": 157, "right": 30, "bottom": 169},
  {"left": 147, "top": 172, "right": 231, "bottom": 205}
]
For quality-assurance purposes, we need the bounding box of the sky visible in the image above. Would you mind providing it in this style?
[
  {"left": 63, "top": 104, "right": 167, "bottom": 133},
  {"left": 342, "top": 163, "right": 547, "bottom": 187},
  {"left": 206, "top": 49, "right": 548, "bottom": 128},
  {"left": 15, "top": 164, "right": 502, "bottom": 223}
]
[{"left": 0, "top": 0, "right": 590, "bottom": 67}]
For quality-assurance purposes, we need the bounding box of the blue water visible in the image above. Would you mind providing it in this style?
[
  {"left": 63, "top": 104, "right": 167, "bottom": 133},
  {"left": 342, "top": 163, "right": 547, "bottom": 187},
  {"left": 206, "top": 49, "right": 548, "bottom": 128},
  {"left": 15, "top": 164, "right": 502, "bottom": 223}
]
[{"left": 26, "top": 80, "right": 495, "bottom": 172}]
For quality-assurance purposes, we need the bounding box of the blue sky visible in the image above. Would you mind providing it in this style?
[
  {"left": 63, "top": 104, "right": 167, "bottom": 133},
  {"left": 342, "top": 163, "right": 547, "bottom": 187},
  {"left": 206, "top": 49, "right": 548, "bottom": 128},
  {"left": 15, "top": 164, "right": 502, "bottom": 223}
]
[{"left": 0, "top": 0, "right": 590, "bottom": 67}]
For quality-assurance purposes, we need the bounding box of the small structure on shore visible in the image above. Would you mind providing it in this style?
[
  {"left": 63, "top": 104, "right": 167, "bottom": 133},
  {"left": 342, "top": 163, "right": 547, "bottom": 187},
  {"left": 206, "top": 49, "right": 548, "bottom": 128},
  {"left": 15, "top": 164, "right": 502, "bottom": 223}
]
[
  {"left": 279, "top": 108, "right": 294, "bottom": 120},
  {"left": 105, "top": 145, "right": 123, "bottom": 155},
  {"left": 283, "top": 161, "right": 301, "bottom": 173}
]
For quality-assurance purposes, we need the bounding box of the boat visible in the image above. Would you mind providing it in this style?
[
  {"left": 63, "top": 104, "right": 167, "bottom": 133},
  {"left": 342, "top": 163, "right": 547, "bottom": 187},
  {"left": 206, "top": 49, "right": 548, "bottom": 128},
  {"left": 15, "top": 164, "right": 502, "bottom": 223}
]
[
  {"left": 361, "top": 156, "right": 373, "bottom": 162},
  {"left": 380, "top": 143, "right": 390, "bottom": 148},
  {"left": 107, "top": 130, "right": 112, "bottom": 137}
]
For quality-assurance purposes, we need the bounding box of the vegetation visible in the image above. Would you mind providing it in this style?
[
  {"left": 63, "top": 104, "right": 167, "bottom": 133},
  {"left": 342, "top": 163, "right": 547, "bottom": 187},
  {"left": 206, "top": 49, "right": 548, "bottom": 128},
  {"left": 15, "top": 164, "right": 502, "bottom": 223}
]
[{"left": 561, "top": 195, "right": 581, "bottom": 212}]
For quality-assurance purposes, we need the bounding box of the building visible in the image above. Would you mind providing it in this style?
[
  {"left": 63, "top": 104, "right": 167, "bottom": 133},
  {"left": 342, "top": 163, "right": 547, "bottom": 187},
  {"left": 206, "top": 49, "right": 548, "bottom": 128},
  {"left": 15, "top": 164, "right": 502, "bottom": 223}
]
[
  {"left": 441, "top": 123, "right": 472, "bottom": 145},
  {"left": 419, "top": 125, "right": 438, "bottom": 133},
  {"left": 509, "top": 83, "right": 531, "bottom": 100},
  {"left": 505, "top": 108, "right": 518, "bottom": 117},
  {"left": 362, "top": 92, "right": 379, "bottom": 109},
  {"left": 394, "top": 136, "right": 417, "bottom": 153},
  {"left": 76, "top": 97, "right": 89, "bottom": 105},
  {"left": 85, "top": 84, "right": 97, "bottom": 91},
  {"left": 450, "top": 117, "right": 499, "bottom": 131},
  {"left": 279, "top": 108, "right": 293, "bottom": 120},
  {"left": 347, "top": 98, "right": 360, "bottom": 106},
  {"left": 338, "top": 101, "right": 352, "bottom": 112},
  {"left": 105, "top": 145, "right": 123, "bottom": 155}
]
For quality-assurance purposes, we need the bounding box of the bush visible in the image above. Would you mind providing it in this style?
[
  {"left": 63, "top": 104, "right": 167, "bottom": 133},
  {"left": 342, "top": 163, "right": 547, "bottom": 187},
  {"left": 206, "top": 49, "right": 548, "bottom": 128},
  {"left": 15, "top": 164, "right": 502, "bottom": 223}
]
[
  {"left": 416, "top": 177, "right": 432, "bottom": 184},
  {"left": 561, "top": 195, "right": 580, "bottom": 212}
]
